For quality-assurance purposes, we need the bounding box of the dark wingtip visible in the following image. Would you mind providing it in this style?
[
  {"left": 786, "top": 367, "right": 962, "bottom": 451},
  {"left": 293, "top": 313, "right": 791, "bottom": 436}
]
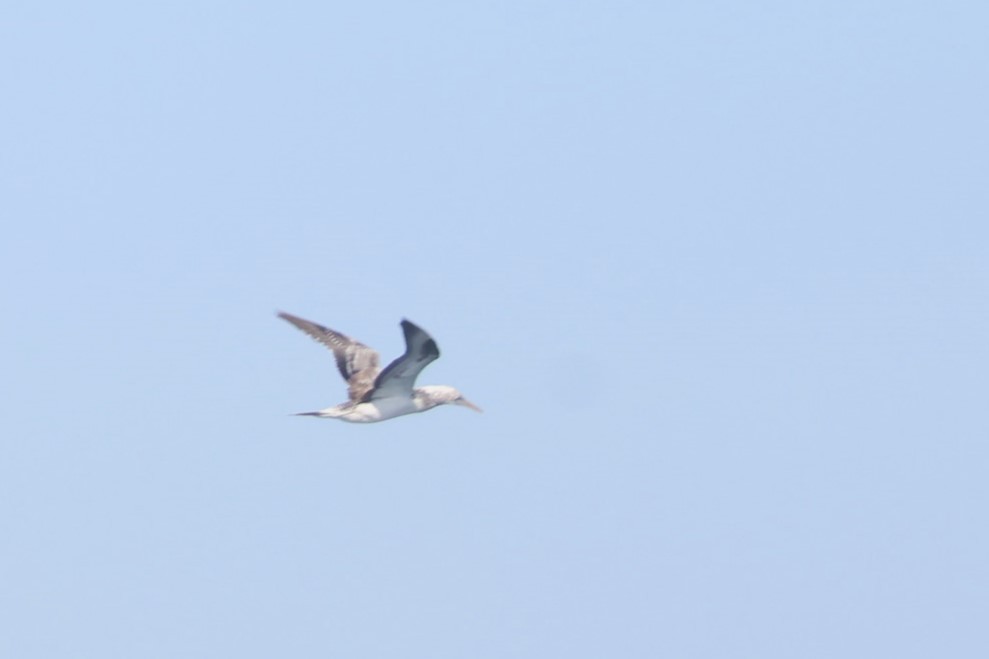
[{"left": 399, "top": 319, "right": 440, "bottom": 359}]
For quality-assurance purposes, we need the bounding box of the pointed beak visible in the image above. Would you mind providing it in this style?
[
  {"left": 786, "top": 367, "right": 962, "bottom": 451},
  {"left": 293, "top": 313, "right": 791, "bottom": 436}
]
[{"left": 458, "top": 398, "right": 483, "bottom": 413}]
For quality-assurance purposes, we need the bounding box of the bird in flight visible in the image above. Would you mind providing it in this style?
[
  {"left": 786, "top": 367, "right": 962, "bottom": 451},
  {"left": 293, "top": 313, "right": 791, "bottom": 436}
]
[{"left": 277, "top": 312, "right": 482, "bottom": 423}]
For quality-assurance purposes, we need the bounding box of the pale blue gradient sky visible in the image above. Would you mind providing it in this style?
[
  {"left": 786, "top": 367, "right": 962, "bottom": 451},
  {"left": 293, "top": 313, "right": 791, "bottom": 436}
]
[{"left": 2, "top": 2, "right": 988, "bottom": 657}]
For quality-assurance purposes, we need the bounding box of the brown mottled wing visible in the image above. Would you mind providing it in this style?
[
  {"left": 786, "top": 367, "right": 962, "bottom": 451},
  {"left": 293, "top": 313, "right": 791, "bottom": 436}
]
[
  {"left": 369, "top": 320, "right": 440, "bottom": 401},
  {"left": 277, "top": 312, "right": 381, "bottom": 402}
]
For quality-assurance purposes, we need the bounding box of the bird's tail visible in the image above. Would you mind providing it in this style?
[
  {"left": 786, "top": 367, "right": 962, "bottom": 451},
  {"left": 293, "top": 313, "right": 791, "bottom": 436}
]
[{"left": 293, "top": 411, "right": 323, "bottom": 417}]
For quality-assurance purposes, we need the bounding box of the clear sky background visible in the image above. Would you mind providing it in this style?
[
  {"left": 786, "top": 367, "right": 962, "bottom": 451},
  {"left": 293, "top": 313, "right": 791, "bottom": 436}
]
[{"left": 2, "top": 1, "right": 988, "bottom": 657}]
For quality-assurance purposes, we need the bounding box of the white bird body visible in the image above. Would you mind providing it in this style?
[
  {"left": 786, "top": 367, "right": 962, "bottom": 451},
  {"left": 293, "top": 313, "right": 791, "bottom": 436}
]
[
  {"left": 278, "top": 313, "right": 481, "bottom": 424},
  {"left": 304, "top": 385, "right": 467, "bottom": 423}
]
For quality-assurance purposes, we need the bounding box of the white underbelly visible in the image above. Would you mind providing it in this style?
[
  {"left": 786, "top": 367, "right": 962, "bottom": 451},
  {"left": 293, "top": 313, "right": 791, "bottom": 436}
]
[{"left": 343, "top": 397, "right": 418, "bottom": 423}]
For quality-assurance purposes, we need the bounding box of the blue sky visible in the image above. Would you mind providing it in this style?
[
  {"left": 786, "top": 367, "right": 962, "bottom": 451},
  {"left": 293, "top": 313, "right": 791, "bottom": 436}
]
[{"left": 2, "top": 1, "right": 988, "bottom": 657}]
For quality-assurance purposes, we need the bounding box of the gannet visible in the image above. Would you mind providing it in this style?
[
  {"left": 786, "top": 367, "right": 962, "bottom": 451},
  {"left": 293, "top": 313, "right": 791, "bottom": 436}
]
[{"left": 278, "top": 312, "right": 482, "bottom": 423}]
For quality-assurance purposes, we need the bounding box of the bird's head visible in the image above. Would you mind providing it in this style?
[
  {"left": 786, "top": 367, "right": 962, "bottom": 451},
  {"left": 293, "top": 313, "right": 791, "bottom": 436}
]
[{"left": 418, "top": 385, "right": 483, "bottom": 413}]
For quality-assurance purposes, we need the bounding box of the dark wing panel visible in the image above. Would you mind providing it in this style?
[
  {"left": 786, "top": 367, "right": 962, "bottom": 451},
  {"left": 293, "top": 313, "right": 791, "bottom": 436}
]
[
  {"left": 369, "top": 319, "right": 440, "bottom": 400},
  {"left": 277, "top": 312, "right": 381, "bottom": 402}
]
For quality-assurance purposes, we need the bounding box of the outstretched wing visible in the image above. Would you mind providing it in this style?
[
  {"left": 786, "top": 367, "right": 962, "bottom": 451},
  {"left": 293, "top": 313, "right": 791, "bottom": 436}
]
[
  {"left": 369, "top": 319, "right": 440, "bottom": 401},
  {"left": 277, "top": 312, "right": 381, "bottom": 402}
]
